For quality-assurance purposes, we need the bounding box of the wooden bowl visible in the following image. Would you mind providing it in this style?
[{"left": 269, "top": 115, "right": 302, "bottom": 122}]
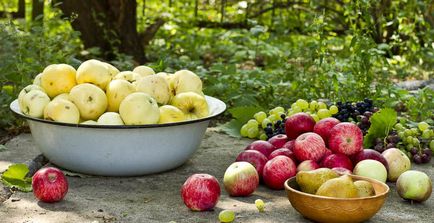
[{"left": 284, "top": 175, "right": 389, "bottom": 223}]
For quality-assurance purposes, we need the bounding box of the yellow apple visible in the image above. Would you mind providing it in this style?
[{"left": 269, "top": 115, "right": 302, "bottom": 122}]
[
  {"left": 43, "top": 99, "right": 80, "bottom": 124},
  {"left": 102, "top": 62, "right": 120, "bottom": 77},
  {"left": 52, "top": 93, "right": 70, "bottom": 101},
  {"left": 33, "top": 73, "right": 42, "bottom": 86},
  {"left": 158, "top": 105, "right": 186, "bottom": 124},
  {"left": 40, "top": 64, "right": 77, "bottom": 98},
  {"left": 135, "top": 75, "right": 171, "bottom": 105},
  {"left": 119, "top": 92, "right": 160, "bottom": 125},
  {"left": 80, "top": 120, "right": 98, "bottom": 125},
  {"left": 69, "top": 83, "right": 108, "bottom": 120},
  {"left": 171, "top": 92, "right": 209, "bottom": 120},
  {"left": 113, "top": 71, "right": 143, "bottom": 83},
  {"left": 20, "top": 90, "right": 50, "bottom": 118},
  {"left": 106, "top": 79, "right": 136, "bottom": 112},
  {"left": 18, "top": 84, "right": 45, "bottom": 110},
  {"left": 132, "top": 65, "right": 155, "bottom": 77},
  {"left": 170, "top": 70, "right": 203, "bottom": 95},
  {"left": 97, "top": 112, "right": 124, "bottom": 125},
  {"left": 76, "top": 59, "right": 112, "bottom": 90}
]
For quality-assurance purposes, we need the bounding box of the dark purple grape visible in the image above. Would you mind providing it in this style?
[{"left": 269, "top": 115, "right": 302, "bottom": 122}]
[
  {"left": 361, "top": 116, "right": 369, "bottom": 124},
  {"left": 387, "top": 135, "right": 400, "bottom": 144},
  {"left": 410, "top": 148, "right": 419, "bottom": 155},
  {"left": 413, "top": 154, "right": 423, "bottom": 164},
  {"left": 363, "top": 111, "right": 373, "bottom": 118},
  {"left": 374, "top": 144, "right": 384, "bottom": 152},
  {"left": 371, "top": 107, "right": 379, "bottom": 113},
  {"left": 421, "top": 153, "right": 431, "bottom": 163},
  {"left": 423, "top": 148, "right": 432, "bottom": 156},
  {"left": 375, "top": 138, "right": 383, "bottom": 145},
  {"left": 386, "top": 143, "right": 395, "bottom": 149},
  {"left": 280, "top": 114, "right": 286, "bottom": 119}
]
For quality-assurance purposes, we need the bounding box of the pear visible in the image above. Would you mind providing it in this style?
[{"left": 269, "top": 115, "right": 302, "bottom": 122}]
[
  {"left": 316, "top": 175, "right": 359, "bottom": 198},
  {"left": 296, "top": 168, "right": 339, "bottom": 194},
  {"left": 354, "top": 180, "right": 375, "bottom": 197}
]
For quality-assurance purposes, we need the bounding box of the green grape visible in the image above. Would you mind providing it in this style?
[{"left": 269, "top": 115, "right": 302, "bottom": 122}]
[
  {"left": 309, "top": 100, "right": 318, "bottom": 111},
  {"left": 406, "top": 136, "right": 414, "bottom": 144},
  {"left": 254, "top": 111, "right": 267, "bottom": 124},
  {"left": 422, "top": 129, "right": 431, "bottom": 139},
  {"left": 418, "top": 122, "right": 429, "bottom": 131},
  {"left": 430, "top": 140, "right": 434, "bottom": 150},
  {"left": 398, "top": 131, "right": 405, "bottom": 139},
  {"left": 318, "top": 101, "right": 327, "bottom": 109},
  {"left": 406, "top": 143, "right": 414, "bottom": 150},
  {"left": 292, "top": 105, "right": 302, "bottom": 113},
  {"left": 240, "top": 124, "right": 249, "bottom": 137},
  {"left": 247, "top": 127, "right": 259, "bottom": 139},
  {"left": 410, "top": 128, "right": 419, "bottom": 135},
  {"left": 218, "top": 210, "right": 235, "bottom": 223},
  {"left": 261, "top": 118, "right": 271, "bottom": 128},
  {"left": 329, "top": 105, "right": 339, "bottom": 115},
  {"left": 395, "top": 123, "right": 404, "bottom": 130},
  {"left": 275, "top": 106, "right": 285, "bottom": 113},
  {"left": 291, "top": 103, "right": 297, "bottom": 109},
  {"left": 296, "top": 99, "right": 309, "bottom": 110},
  {"left": 255, "top": 199, "right": 265, "bottom": 212},
  {"left": 311, "top": 114, "right": 320, "bottom": 122},
  {"left": 412, "top": 137, "right": 420, "bottom": 146},
  {"left": 259, "top": 133, "right": 267, "bottom": 140},
  {"left": 247, "top": 119, "right": 259, "bottom": 128},
  {"left": 268, "top": 114, "right": 280, "bottom": 123},
  {"left": 317, "top": 109, "right": 331, "bottom": 119},
  {"left": 404, "top": 129, "right": 412, "bottom": 136}
]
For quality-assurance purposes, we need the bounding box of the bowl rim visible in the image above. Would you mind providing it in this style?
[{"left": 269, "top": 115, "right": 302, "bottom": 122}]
[
  {"left": 284, "top": 174, "right": 390, "bottom": 201},
  {"left": 10, "top": 95, "right": 226, "bottom": 129}
]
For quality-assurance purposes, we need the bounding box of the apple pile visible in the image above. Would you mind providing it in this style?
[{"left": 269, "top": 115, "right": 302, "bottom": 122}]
[{"left": 17, "top": 59, "right": 209, "bottom": 125}]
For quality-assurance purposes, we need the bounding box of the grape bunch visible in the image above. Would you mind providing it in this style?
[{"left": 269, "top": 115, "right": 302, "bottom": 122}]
[
  {"left": 394, "top": 121, "right": 434, "bottom": 164},
  {"left": 333, "top": 98, "right": 378, "bottom": 123},
  {"left": 372, "top": 130, "right": 400, "bottom": 153},
  {"left": 239, "top": 99, "right": 339, "bottom": 140}
]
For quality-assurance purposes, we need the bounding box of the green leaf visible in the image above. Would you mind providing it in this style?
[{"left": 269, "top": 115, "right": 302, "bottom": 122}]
[
  {"left": 363, "top": 108, "right": 397, "bottom": 148},
  {"left": 228, "top": 106, "right": 263, "bottom": 124},
  {"left": 1, "top": 164, "right": 32, "bottom": 192},
  {"left": 217, "top": 119, "right": 243, "bottom": 138}
]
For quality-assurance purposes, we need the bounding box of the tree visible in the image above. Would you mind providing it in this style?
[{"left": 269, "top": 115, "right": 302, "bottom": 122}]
[{"left": 57, "top": 0, "right": 164, "bottom": 63}]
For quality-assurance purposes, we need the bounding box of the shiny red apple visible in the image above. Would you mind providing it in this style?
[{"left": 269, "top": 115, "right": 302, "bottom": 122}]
[
  {"left": 352, "top": 149, "right": 389, "bottom": 171},
  {"left": 285, "top": 113, "right": 316, "bottom": 139},
  {"left": 262, "top": 156, "right": 296, "bottom": 190},
  {"left": 296, "top": 160, "right": 320, "bottom": 172},
  {"left": 293, "top": 132, "right": 327, "bottom": 162},
  {"left": 268, "top": 134, "right": 288, "bottom": 148},
  {"left": 268, "top": 148, "right": 297, "bottom": 163},
  {"left": 321, "top": 153, "right": 353, "bottom": 171},
  {"left": 313, "top": 117, "right": 340, "bottom": 144},
  {"left": 32, "top": 167, "right": 68, "bottom": 203},
  {"left": 245, "top": 140, "right": 276, "bottom": 157},
  {"left": 282, "top": 140, "right": 295, "bottom": 151},
  {"left": 328, "top": 122, "right": 363, "bottom": 156},
  {"left": 181, "top": 173, "right": 221, "bottom": 211},
  {"left": 236, "top": 150, "right": 268, "bottom": 177}
]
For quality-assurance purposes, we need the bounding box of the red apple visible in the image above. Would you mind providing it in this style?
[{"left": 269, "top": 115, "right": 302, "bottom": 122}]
[
  {"left": 293, "top": 132, "right": 327, "bottom": 162},
  {"left": 285, "top": 113, "right": 316, "bottom": 139},
  {"left": 181, "top": 174, "right": 221, "bottom": 211},
  {"left": 320, "top": 149, "right": 333, "bottom": 161},
  {"left": 262, "top": 156, "right": 296, "bottom": 190},
  {"left": 282, "top": 140, "right": 295, "bottom": 151},
  {"left": 313, "top": 117, "right": 340, "bottom": 143},
  {"left": 352, "top": 149, "right": 389, "bottom": 171},
  {"left": 268, "top": 134, "right": 288, "bottom": 148},
  {"left": 296, "top": 160, "right": 320, "bottom": 172},
  {"left": 32, "top": 167, "right": 68, "bottom": 203},
  {"left": 321, "top": 153, "right": 353, "bottom": 171},
  {"left": 328, "top": 122, "right": 363, "bottom": 156},
  {"left": 268, "top": 148, "right": 296, "bottom": 163},
  {"left": 245, "top": 140, "right": 276, "bottom": 157},
  {"left": 332, "top": 167, "right": 353, "bottom": 175},
  {"left": 223, "top": 162, "right": 259, "bottom": 197},
  {"left": 236, "top": 150, "right": 268, "bottom": 177}
]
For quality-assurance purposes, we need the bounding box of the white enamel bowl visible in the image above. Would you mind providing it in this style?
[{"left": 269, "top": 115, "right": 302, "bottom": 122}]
[{"left": 10, "top": 96, "right": 226, "bottom": 176}]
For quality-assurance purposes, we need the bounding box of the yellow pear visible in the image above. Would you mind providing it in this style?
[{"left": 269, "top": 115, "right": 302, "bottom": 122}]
[
  {"left": 20, "top": 90, "right": 50, "bottom": 118},
  {"left": 106, "top": 79, "right": 135, "bottom": 112},
  {"left": 97, "top": 112, "right": 124, "bottom": 125},
  {"left": 119, "top": 92, "right": 160, "bottom": 125},
  {"left": 69, "top": 83, "right": 108, "bottom": 120},
  {"left": 135, "top": 75, "right": 171, "bottom": 105},
  {"left": 40, "top": 64, "right": 77, "bottom": 98},
  {"left": 170, "top": 92, "right": 209, "bottom": 120},
  {"left": 316, "top": 175, "right": 359, "bottom": 198},
  {"left": 132, "top": 65, "right": 155, "bottom": 77},
  {"left": 76, "top": 59, "right": 111, "bottom": 90},
  {"left": 158, "top": 105, "right": 186, "bottom": 124},
  {"left": 296, "top": 168, "right": 339, "bottom": 194},
  {"left": 354, "top": 180, "right": 376, "bottom": 197},
  {"left": 44, "top": 99, "right": 80, "bottom": 124},
  {"left": 113, "top": 71, "right": 143, "bottom": 83},
  {"left": 170, "top": 70, "right": 202, "bottom": 95}
]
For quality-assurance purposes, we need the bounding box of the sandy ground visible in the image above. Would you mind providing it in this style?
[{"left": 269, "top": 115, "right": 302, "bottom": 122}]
[{"left": 0, "top": 129, "right": 433, "bottom": 223}]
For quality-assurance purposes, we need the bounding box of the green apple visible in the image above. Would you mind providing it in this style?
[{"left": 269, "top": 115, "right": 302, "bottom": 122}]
[
  {"left": 80, "top": 120, "right": 98, "bottom": 125},
  {"left": 76, "top": 59, "right": 112, "bottom": 90},
  {"left": 52, "top": 93, "right": 70, "bottom": 102},
  {"left": 33, "top": 73, "right": 42, "bottom": 86},
  {"left": 382, "top": 148, "right": 411, "bottom": 182},
  {"left": 353, "top": 159, "right": 387, "bottom": 183},
  {"left": 132, "top": 65, "right": 155, "bottom": 77},
  {"left": 158, "top": 105, "right": 186, "bottom": 124},
  {"left": 20, "top": 90, "right": 50, "bottom": 118},
  {"left": 170, "top": 70, "right": 203, "bottom": 95},
  {"left": 113, "top": 71, "right": 143, "bottom": 83},
  {"left": 106, "top": 79, "right": 135, "bottom": 112},
  {"left": 41, "top": 64, "right": 77, "bottom": 98},
  {"left": 18, "top": 84, "right": 45, "bottom": 110},
  {"left": 397, "top": 170, "right": 432, "bottom": 202},
  {"left": 171, "top": 92, "right": 209, "bottom": 120},
  {"left": 43, "top": 99, "right": 80, "bottom": 124},
  {"left": 119, "top": 92, "right": 160, "bottom": 125},
  {"left": 102, "top": 62, "right": 120, "bottom": 77},
  {"left": 135, "top": 75, "right": 171, "bottom": 105},
  {"left": 97, "top": 112, "right": 124, "bottom": 125},
  {"left": 69, "top": 83, "right": 108, "bottom": 120},
  {"left": 223, "top": 161, "right": 259, "bottom": 196}
]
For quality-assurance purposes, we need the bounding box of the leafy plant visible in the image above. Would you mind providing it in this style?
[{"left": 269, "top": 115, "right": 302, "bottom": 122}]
[{"left": 1, "top": 163, "right": 32, "bottom": 192}]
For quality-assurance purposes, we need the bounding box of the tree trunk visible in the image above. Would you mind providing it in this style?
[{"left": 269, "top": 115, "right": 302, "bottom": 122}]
[
  {"left": 58, "top": 0, "right": 146, "bottom": 63},
  {"left": 32, "top": 0, "right": 44, "bottom": 22}
]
